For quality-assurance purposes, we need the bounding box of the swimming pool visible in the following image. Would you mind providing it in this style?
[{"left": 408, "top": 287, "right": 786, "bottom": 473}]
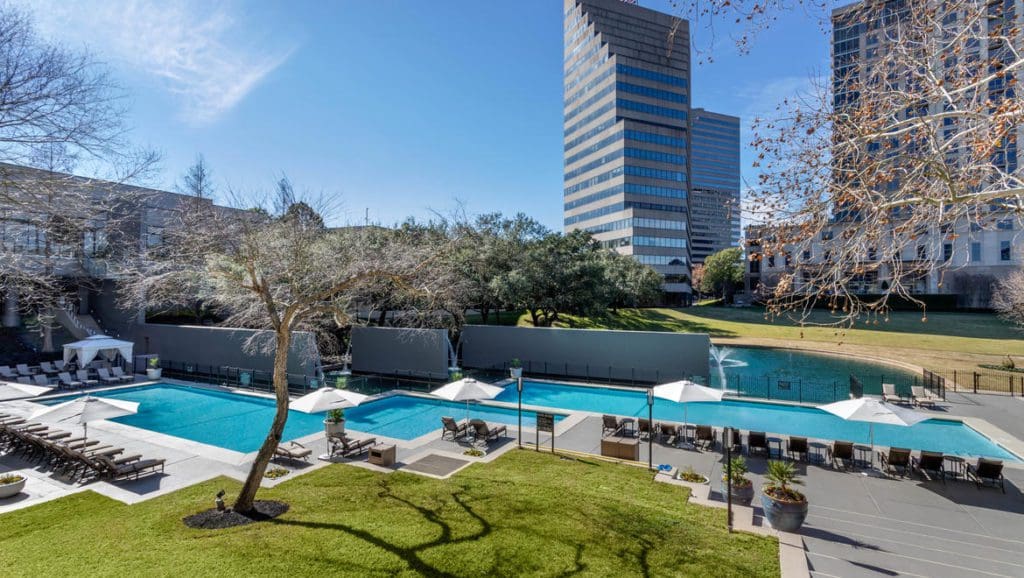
[
  {"left": 38, "top": 384, "right": 560, "bottom": 453},
  {"left": 494, "top": 380, "right": 1018, "bottom": 461}
]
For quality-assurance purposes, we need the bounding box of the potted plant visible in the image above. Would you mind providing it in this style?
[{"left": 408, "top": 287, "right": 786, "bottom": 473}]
[
  {"left": 324, "top": 408, "right": 346, "bottom": 437},
  {"left": 720, "top": 456, "right": 754, "bottom": 506},
  {"left": 0, "top": 473, "right": 26, "bottom": 499},
  {"left": 509, "top": 358, "right": 523, "bottom": 379},
  {"left": 146, "top": 357, "right": 162, "bottom": 380},
  {"left": 676, "top": 465, "right": 709, "bottom": 485},
  {"left": 760, "top": 460, "right": 808, "bottom": 532}
]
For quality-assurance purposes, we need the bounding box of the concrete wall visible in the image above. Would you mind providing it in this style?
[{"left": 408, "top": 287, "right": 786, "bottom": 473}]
[
  {"left": 460, "top": 325, "right": 710, "bottom": 383},
  {"left": 351, "top": 327, "right": 450, "bottom": 380},
  {"left": 131, "top": 324, "right": 320, "bottom": 376}
]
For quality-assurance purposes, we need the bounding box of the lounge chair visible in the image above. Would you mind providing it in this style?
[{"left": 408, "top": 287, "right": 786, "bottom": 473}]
[
  {"left": 694, "top": 425, "right": 716, "bottom": 450},
  {"left": 658, "top": 423, "right": 679, "bottom": 444},
  {"left": 58, "top": 372, "right": 84, "bottom": 389},
  {"left": 0, "top": 366, "right": 16, "bottom": 379},
  {"left": 470, "top": 419, "right": 507, "bottom": 443},
  {"left": 53, "top": 360, "right": 66, "bottom": 372},
  {"left": 748, "top": 431, "right": 769, "bottom": 456},
  {"left": 32, "top": 374, "right": 51, "bottom": 387},
  {"left": 96, "top": 368, "right": 120, "bottom": 385},
  {"left": 16, "top": 376, "right": 31, "bottom": 384},
  {"left": 787, "top": 436, "right": 809, "bottom": 462},
  {"left": 274, "top": 441, "right": 312, "bottom": 462},
  {"left": 881, "top": 383, "right": 904, "bottom": 404},
  {"left": 76, "top": 370, "right": 99, "bottom": 387},
  {"left": 913, "top": 451, "right": 945, "bottom": 482},
  {"left": 828, "top": 441, "right": 855, "bottom": 470},
  {"left": 638, "top": 418, "right": 653, "bottom": 440},
  {"left": 441, "top": 416, "right": 468, "bottom": 440},
  {"left": 968, "top": 458, "right": 1005, "bottom": 493},
  {"left": 328, "top": 435, "right": 377, "bottom": 458},
  {"left": 16, "top": 364, "right": 35, "bottom": 376},
  {"left": 880, "top": 447, "right": 912, "bottom": 477},
  {"left": 110, "top": 367, "right": 134, "bottom": 383},
  {"left": 39, "top": 362, "right": 60, "bottom": 375},
  {"left": 94, "top": 454, "right": 166, "bottom": 481},
  {"left": 602, "top": 414, "right": 621, "bottom": 436},
  {"left": 911, "top": 386, "right": 939, "bottom": 408}
]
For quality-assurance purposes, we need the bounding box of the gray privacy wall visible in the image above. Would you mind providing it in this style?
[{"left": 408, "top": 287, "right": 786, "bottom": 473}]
[
  {"left": 351, "top": 327, "right": 451, "bottom": 380},
  {"left": 131, "top": 324, "right": 320, "bottom": 377},
  {"left": 461, "top": 325, "right": 710, "bottom": 383}
]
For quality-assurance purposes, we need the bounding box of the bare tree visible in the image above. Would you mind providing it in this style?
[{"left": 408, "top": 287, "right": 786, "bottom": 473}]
[
  {"left": 0, "top": 6, "right": 159, "bottom": 339},
  {"left": 746, "top": 1, "right": 1024, "bottom": 325},
  {"left": 122, "top": 191, "right": 451, "bottom": 514},
  {"left": 178, "top": 154, "right": 215, "bottom": 201},
  {"left": 993, "top": 269, "right": 1024, "bottom": 327}
]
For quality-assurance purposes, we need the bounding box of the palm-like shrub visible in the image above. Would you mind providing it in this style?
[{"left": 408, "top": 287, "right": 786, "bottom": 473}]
[{"left": 763, "top": 460, "right": 805, "bottom": 502}]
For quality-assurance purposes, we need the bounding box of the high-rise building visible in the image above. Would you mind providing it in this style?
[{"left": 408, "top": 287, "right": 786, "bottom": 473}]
[
  {"left": 562, "top": 0, "right": 740, "bottom": 303},
  {"left": 689, "top": 108, "right": 740, "bottom": 263}
]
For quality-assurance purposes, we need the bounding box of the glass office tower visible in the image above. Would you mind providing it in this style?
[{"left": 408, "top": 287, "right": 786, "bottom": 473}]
[
  {"left": 689, "top": 108, "right": 741, "bottom": 263},
  {"left": 563, "top": 0, "right": 741, "bottom": 302}
]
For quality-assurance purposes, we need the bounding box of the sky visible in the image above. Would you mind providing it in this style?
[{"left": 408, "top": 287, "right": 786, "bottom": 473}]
[{"left": 20, "top": 0, "right": 832, "bottom": 229}]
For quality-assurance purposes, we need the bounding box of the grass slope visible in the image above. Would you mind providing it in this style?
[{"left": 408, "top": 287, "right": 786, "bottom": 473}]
[
  {"left": 492, "top": 307, "right": 1023, "bottom": 373},
  {"left": 0, "top": 451, "right": 778, "bottom": 577}
]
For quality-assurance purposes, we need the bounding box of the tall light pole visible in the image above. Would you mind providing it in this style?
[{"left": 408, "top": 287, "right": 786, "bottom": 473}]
[
  {"left": 647, "top": 388, "right": 654, "bottom": 470},
  {"left": 725, "top": 426, "right": 733, "bottom": 533}
]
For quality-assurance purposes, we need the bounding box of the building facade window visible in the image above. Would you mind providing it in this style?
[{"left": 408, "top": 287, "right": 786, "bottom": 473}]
[{"left": 1001, "top": 240, "right": 1012, "bottom": 261}]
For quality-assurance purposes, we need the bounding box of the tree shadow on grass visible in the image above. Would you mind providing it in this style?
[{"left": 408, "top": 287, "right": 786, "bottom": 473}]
[
  {"left": 562, "top": 309, "right": 738, "bottom": 338},
  {"left": 269, "top": 479, "right": 491, "bottom": 577}
]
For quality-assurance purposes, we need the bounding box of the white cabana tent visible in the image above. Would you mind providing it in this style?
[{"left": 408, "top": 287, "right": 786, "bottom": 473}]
[{"left": 62, "top": 335, "right": 134, "bottom": 367}]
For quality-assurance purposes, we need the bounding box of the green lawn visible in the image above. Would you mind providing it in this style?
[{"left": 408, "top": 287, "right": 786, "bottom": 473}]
[
  {"left": 0, "top": 451, "right": 778, "bottom": 577},
  {"left": 498, "top": 307, "right": 1023, "bottom": 358}
]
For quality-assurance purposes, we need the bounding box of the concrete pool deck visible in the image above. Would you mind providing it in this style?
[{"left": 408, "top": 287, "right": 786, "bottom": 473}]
[{"left": 2, "top": 379, "right": 1023, "bottom": 577}]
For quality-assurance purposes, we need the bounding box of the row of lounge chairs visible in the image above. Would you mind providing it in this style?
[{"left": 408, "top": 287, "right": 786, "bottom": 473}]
[
  {"left": 603, "top": 415, "right": 718, "bottom": 450},
  {"left": 0, "top": 362, "right": 68, "bottom": 379},
  {"left": 0, "top": 414, "right": 165, "bottom": 482},
  {"left": 882, "top": 383, "right": 941, "bottom": 408},
  {"left": 441, "top": 417, "right": 508, "bottom": 443},
  {"left": 7, "top": 368, "right": 135, "bottom": 390}
]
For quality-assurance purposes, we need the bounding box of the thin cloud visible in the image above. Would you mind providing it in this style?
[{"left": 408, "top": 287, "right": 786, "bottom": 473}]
[{"left": 22, "top": 0, "right": 295, "bottom": 125}]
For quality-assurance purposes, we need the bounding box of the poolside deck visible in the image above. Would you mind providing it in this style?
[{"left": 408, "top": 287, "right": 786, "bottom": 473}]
[{"left": 2, "top": 383, "right": 1023, "bottom": 577}]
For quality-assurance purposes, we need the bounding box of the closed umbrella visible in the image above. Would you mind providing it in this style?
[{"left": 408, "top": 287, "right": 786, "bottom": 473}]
[
  {"left": 291, "top": 387, "right": 369, "bottom": 414},
  {"left": 819, "top": 397, "right": 928, "bottom": 462},
  {"left": 30, "top": 395, "right": 139, "bottom": 446},
  {"left": 431, "top": 377, "right": 504, "bottom": 431}
]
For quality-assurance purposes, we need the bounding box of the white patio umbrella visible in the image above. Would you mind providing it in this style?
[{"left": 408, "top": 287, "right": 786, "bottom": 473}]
[
  {"left": 652, "top": 380, "right": 725, "bottom": 448},
  {"left": 30, "top": 395, "right": 139, "bottom": 446},
  {"left": 290, "top": 387, "right": 369, "bottom": 414},
  {"left": 0, "top": 381, "right": 54, "bottom": 399},
  {"left": 431, "top": 377, "right": 504, "bottom": 428},
  {"left": 819, "top": 397, "right": 929, "bottom": 460}
]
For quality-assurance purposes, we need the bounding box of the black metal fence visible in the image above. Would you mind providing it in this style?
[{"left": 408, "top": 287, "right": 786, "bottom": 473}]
[
  {"left": 920, "top": 368, "right": 1024, "bottom": 396},
  {"left": 479, "top": 359, "right": 698, "bottom": 386}
]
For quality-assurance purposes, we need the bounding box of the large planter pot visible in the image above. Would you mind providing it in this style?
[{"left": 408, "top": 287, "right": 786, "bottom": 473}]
[
  {"left": 720, "top": 480, "right": 755, "bottom": 507},
  {"left": 509, "top": 367, "right": 523, "bottom": 379},
  {"left": 146, "top": 368, "right": 162, "bottom": 380},
  {"left": 760, "top": 489, "right": 808, "bottom": 532},
  {"left": 324, "top": 419, "right": 346, "bottom": 438},
  {"left": 0, "top": 476, "right": 26, "bottom": 499}
]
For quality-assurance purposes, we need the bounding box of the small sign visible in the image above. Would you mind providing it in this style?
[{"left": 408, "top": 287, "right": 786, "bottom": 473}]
[{"left": 536, "top": 412, "right": 555, "bottom": 433}]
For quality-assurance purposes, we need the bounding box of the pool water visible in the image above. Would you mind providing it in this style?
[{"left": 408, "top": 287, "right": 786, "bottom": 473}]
[
  {"left": 712, "top": 346, "right": 918, "bottom": 391},
  {"left": 39, "top": 384, "right": 559, "bottom": 453},
  {"left": 494, "top": 381, "right": 1018, "bottom": 461}
]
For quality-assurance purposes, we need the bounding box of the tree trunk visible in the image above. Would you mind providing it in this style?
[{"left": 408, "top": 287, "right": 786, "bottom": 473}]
[
  {"left": 479, "top": 306, "right": 490, "bottom": 325},
  {"left": 233, "top": 328, "right": 291, "bottom": 513},
  {"left": 377, "top": 309, "right": 388, "bottom": 327},
  {"left": 529, "top": 309, "right": 540, "bottom": 327}
]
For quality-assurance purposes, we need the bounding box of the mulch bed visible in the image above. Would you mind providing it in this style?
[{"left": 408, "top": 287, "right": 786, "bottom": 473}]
[{"left": 183, "top": 501, "right": 289, "bottom": 530}]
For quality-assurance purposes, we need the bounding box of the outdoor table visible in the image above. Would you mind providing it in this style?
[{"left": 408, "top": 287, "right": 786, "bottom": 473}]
[
  {"left": 619, "top": 417, "right": 637, "bottom": 438},
  {"left": 944, "top": 455, "right": 966, "bottom": 480},
  {"left": 767, "top": 436, "right": 783, "bottom": 459},
  {"left": 368, "top": 443, "right": 396, "bottom": 467},
  {"left": 808, "top": 442, "right": 828, "bottom": 464},
  {"left": 854, "top": 444, "right": 874, "bottom": 468}
]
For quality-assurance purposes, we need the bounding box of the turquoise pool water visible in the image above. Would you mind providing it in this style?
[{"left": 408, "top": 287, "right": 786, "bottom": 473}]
[
  {"left": 494, "top": 381, "right": 1018, "bottom": 461},
  {"left": 38, "top": 384, "right": 559, "bottom": 452},
  {"left": 711, "top": 346, "right": 918, "bottom": 392}
]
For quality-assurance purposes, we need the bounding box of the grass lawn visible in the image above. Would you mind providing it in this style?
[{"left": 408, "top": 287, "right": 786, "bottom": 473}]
[
  {"left": 494, "top": 307, "right": 1024, "bottom": 374},
  {"left": 0, "top": 451, "right": 778, "bottom": 577}
]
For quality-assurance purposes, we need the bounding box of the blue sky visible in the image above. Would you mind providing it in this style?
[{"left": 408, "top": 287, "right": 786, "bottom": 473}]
[{"left": 23, "top": 0, "right": 831, "bottom": 229}]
